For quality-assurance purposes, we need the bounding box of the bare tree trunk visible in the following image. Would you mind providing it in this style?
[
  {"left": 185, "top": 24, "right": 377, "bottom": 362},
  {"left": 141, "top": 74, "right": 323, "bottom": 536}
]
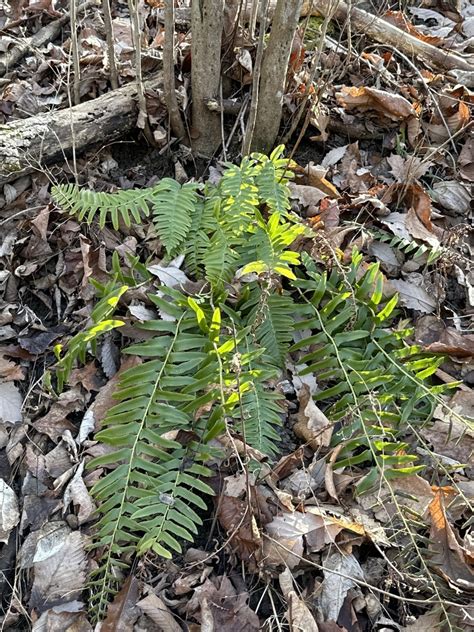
[
  {"left": 191, "top": 0, "right": 225, "bottom": 155},
  {"left": 251, "top": 0, "right": 303, "bottom": 153}
]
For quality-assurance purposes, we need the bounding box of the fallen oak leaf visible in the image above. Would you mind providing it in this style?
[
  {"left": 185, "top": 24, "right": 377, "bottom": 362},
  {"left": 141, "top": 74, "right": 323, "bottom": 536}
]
[
  {"left": 427, "top": 489, "right": 474, "bottom": 592},
  {"left": 336, "top": 86, "right": 417, "bottom": 121},
  {"left": 294, "top": 384, "right": 333, "bottom": 449}
]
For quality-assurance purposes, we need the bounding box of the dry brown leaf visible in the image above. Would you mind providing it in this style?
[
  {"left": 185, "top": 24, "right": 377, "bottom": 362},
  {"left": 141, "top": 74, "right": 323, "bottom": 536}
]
[
  {"left": 432, "top": 180, "right": 471, "bottom": 213},
  {"left": 186, "top": 576, "right": 259, "bottom": 631},
  {"left": 0, "top": 380, "right": 22, "bottom": 424},
  {"left": 387, "top": 154, "right": 432, "bottom": 183},
  {"left": 425, "top": 391, "right": 474, "bottom": 464},
  {"left": 389, "top": 279, "right": 437, "bottom": 313},
  {"left": 29, "top": 528, "right": 88, "bottom": 611},
  {"left": 383, "top": 10, "right": 445, "bottom": 45},
  {"left": 319, "top": 551, "right": 364, "bottom": 623},
  {"left": 34, "top": 387, "right": 85, "bottom": 442},
  {"left": 32, "top": 607, "right": 92, "bottom": 632},
  {"left": 102, "top": 576, "right": 140, "bottom": 632},
  {"left": 0, "top": 356, "right": 25, "bottom": 381},
  {"left": 137, "top": 591, "right": 181, "bottom": 632},
  {"left": 62, "top": 461, "right": 96, "bottom": 525},
  {"left": 424, "top": 329, "right": 474, "bottom": 358},
  {"left": 294, "top": 385, "right": 333, "bottom": 449},
  {"left": 427, "top": 489, "right": 474, "bottom": 591},
  {"left": 289, "top": 182, "right": 327, "bottom": 208},
  {"left": 425, "top": 92, "right": 470, "bottom": 143},
  {"left": 279, "top": 569, "right": 319, "bottom": 632},
  {"left": 336, "top": 86, "right": 416, "bottom": 121},
  {"left": 217, "top": 496, "right": 260, "bottom": 560}
]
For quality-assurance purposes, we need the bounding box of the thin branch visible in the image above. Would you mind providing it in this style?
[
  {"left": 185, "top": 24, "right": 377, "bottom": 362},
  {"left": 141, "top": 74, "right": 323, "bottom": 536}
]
[
  {"left": 127, "top": 0, "right": 155, "bottom": 145},
  {"left": 102, "top": 0, "right": 118, "bottom": 90},
  {"left": 242, "top": 0, "right": 269, "bottom": 156},
  {"left": 163, "top": 0, "right": 187, "bottom": 141},
  {"left": 70, "top": 0, "right": 81, "bottom": 105}
]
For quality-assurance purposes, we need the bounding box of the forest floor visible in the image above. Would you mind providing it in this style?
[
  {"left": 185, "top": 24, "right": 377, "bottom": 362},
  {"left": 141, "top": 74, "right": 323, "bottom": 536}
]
[{"left": 0, "top": 0, "right": 473, "bottom": 631}]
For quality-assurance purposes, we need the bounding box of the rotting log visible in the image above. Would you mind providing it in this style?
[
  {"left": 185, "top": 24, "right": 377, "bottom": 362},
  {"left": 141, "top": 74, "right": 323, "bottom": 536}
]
[
  {"left": 311, "top": 0, "right": 473, "bottom": 74},
  {"left": 0, "top": 73, "right": 162, "bottom": 186}
]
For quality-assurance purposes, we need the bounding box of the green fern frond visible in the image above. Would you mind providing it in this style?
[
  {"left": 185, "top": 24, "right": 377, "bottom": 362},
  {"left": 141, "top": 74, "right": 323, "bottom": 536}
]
[
  {"left": 54, "top": 282, "right": 128, "bottom": 391},
  {"left": 253, "top": 146, "right": 292, "bottom": 213},
  {"left": 290, "top": 255, "right": 450, "bottom": 483},
  {"left": 241, "top": 211, "right": 305, "bottom": 280},
  {"left": 51, "top": 184, "right": 153, "bottom": 229},
  {"left": 235, "top": 384, "right": 284, "bottom": 456},
  {"left": 151, "top": 178, "right": 200, "bottom": 256},
  {"left": 185, "top": 196, "right": 217, "bottom": 276},
  {"left": 242, "top": 289, "right": 296, "bottom": 366},
  {"left": 204, "top": 229, "right": 240, "bottom": 287}
]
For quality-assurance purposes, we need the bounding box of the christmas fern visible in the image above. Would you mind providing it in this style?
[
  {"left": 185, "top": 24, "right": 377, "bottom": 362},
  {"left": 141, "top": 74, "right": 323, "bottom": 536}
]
[{"left": 49, "top": 146, "right": 462, "bottom": 621}]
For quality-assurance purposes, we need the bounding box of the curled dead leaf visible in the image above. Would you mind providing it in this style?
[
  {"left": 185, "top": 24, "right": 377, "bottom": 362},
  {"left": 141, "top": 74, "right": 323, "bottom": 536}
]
[
  {"left": 336, "top": 86, "right": 416, "bottom": 121},
  {"left": 293, "top": 385, "right": 333, "bottom": 449},
  {"left": 427, "top": 489, "right": 474, "bottom": 592}
]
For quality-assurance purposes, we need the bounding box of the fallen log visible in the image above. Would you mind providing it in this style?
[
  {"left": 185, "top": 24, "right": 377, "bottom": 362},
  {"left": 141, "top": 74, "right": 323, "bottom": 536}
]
[
  {"left": 310, "top": 0, "right": 473, "bottom": 74},
  {"left": 0, "top": 73, "right": 162, "bottom": 186}
]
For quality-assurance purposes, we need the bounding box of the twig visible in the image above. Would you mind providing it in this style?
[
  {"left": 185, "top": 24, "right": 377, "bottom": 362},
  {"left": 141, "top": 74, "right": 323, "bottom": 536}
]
[
  {"left": 102, "top": 0, "right": 118, "bottom": 90},
  {"left": 242, "top": 0, "right": 269, "bottom": 156},
  {"left": 281, "top": 0, "right": 339, "bottom": 147},
  {"left": 163, "top": 0, "right": 187, "bottom": 141},
  {"left": 127, "top": 0, "right": 155, "bottom": 145},
  {"left": 70, "top": 0, "right": 81, "bottom": 105}
]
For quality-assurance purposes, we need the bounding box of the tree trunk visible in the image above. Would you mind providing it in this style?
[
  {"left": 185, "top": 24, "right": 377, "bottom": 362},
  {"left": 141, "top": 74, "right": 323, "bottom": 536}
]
[
  {"left": 191, "top": 0, "right": 225, "bottom": 155},
  {"left": 0, "top": 74, "right": 162, "bottom": 186},
  {"left": 251, "top": 0, "right": 303, "bottom": 153}
]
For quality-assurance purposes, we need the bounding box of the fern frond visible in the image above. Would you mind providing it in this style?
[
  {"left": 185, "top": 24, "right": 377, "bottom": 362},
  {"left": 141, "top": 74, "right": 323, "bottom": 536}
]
[
  {"left": 54, "top": 282, "right": 128, "bottom": 391},
  {"left": 51, "top": 184, "right": 153, "bottom": 229},
  {"left": 204, "top": 229, "right": 240, "bottom": 287},
  {"left": 185, "top": 196, "right": 216, "bottom": 276},
  {"left": 87, "top": 310, "right": 216, "bottom": 619},
  {"left": 242, "top": 289, "right": 296, "bottom": 366},
  {"left": 151, "top": 178, "right": 200, "bottom": 256},
  {"left": 253, "top": 146, "right": 292, "bottom": 213},
  {"left": 241, "top": 212, "right": 305, "bottom": 280},
  {"left": 235, "top": 384, "right": 284, "bottom": 456}
]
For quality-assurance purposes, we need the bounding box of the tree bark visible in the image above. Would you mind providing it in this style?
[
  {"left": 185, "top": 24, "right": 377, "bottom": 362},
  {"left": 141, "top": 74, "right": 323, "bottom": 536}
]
[
  {"left": 191, "top": 0, "right": 225, "bottom": 155},
  {"left": 251, "top": 0, "right": 304, "bottom": 153},
  {"left": 0, "top": 74, "right": 162, "bottom": 186}
]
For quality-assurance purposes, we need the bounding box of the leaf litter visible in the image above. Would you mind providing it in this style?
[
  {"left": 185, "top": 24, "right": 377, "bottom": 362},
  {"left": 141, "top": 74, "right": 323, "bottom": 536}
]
[{"left": 0, "top": 0, "right": 473, "bottom": 630}]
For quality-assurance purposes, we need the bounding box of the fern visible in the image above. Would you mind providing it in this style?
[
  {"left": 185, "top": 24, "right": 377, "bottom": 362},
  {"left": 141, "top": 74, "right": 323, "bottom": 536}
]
[
  {"left": 150, "top": 178, "right": 200, "bottom": 256},
  {"left": 54, "top": 282, "right": 128, "bottom": 391},
  {"left": 51, "top": 184, "right": 152, "bottom": 230},
  {"left": 49, "top": 147, "right": 464, "bottom": 622},
  {"left": 290, "top": 251, "right": 450, "bottom": 489},
  {"left": 235, "top": 383, "right": 284, "bottom": 457},
  {"left": 52, "top": 180, "right": 200, "bottom": 257},
  {"left": 241, "top": 288, "right": 296, "bottom": 367}
]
